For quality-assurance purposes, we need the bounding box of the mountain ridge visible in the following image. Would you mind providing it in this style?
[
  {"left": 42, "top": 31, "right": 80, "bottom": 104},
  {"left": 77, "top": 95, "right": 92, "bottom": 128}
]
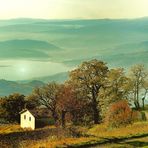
[
  {"left": 0, "top": 79, "right": 45, "bottom": 97},
  {"left": 0, "top": 72, "right": 68, "bottom": 96}
]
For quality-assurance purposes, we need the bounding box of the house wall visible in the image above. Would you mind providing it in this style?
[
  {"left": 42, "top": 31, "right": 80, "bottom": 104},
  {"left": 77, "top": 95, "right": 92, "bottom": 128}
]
[{"left": 20, "top": 110, "right": 35, "bottom": 130}]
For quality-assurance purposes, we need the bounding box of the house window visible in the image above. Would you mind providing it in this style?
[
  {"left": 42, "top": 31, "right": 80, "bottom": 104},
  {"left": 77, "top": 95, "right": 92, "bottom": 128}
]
[
  {"left": 24, "top": 115, "right": 26, "bottom": 120},
  {"left": 29, "top": 117, "right": 31, "bottom": 121}
]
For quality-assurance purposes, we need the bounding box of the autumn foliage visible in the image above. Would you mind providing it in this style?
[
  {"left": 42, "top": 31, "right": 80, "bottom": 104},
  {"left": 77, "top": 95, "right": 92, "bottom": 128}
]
[
  {"left": 0, "top": 60, "right": 147, "bottom": 127},
  {"left": 57, "top": 84, "right": 82, "bottom": 127},
  {"left": 106, "top": 100, "right": 132, "bottom": 128}
]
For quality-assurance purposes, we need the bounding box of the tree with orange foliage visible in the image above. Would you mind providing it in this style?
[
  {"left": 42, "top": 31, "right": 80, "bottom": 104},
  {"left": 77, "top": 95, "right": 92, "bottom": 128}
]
[
  {"left": 106, "top": 100, "right": 132, "bottom": 128},
  {"left": 57, "top": 84, "right": 82, "bottom": 127}
]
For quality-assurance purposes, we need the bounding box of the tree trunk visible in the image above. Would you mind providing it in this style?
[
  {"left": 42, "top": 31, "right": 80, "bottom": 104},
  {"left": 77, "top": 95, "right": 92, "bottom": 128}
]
[
  {"left": 142, "top": 97, "right": 145, "bottom": 110},
  {"left": 142, "top": 90, "right": 147, "bottom": 110},
  {"left": 137, "top": 101, "right": 140, "bottom": 109},
  {"left": 92, "top": 88, "right": 99, "bottom": 124},
  {"left": 134, "top": 102, "right": 138, "bottom": 109},
  {"left": 61, "top": 110, "right": 66, "bottom": 128},
  {"left": 71, "top": 111, "right": 78, "bottom": 125},
  {"left": 92, "top": 103, "right": 99, "bottom": 124},
  {"left": 134, "top": 101, "right": 140, "bottom": 110},
  {"left": 52, "top": 111, "right": 58, "bottom": 124},
  {"left": 134, "top": 86, "right": 138, "bottom": 109},
  {"left": 136, "top": 81, "right": 140, "bottom": 109},
  {"left": 134, "top": 84, "right": 140, "bottom": 110}
]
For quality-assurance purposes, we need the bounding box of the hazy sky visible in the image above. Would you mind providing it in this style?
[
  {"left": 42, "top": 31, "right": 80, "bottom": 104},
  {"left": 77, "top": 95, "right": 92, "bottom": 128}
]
[{"left": 0, "top": 0, "right": 148, "bottom": 19}]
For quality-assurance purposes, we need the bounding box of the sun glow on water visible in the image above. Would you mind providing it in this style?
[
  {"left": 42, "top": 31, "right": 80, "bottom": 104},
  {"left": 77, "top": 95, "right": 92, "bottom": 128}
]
[
  {"left": 0, "top": 60, "right": 70, "bottom": 80},
  {"left": 19, "top": 67, "right": 28, "bottom": 74}
]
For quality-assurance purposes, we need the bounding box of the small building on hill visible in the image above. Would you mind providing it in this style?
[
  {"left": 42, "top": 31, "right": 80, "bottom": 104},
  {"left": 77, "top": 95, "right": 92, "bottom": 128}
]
[
  {"left": 19, "top": 109, "right": 36, "bottom": 130},
  {"left": 19, "top": 108, "right": 53, "bottom": 130}
]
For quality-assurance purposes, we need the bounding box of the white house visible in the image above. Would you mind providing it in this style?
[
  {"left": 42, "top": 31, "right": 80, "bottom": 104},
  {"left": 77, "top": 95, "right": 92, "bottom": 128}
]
[
  {"left": 20, "top": 108, "right": 52, "bottom": 130},
  {"left": 19, "top": 109, "right": 36, "bottom": 130}
]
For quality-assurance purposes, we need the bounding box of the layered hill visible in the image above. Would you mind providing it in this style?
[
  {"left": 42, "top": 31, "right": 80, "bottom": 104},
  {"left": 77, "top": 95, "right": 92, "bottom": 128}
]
[
  {"left": 0, "top": 18, "right": 147, "bottom": 68},
  {"left": 0, "top": 79, "right": 44, "bottom": 96},
  {"left": 0, "top": 18, "right": 147, "bottom": 96}
]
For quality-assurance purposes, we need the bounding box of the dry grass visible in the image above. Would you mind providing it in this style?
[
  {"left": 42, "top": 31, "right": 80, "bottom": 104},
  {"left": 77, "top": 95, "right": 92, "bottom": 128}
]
[
  {"left": 22, "top": 137, "right": 96, "bottom": 148},
  {"left": 0, "top": 122, "right": 148, "bottom": 148},
  {"left": 0, "top": 124, "right": 57, "bottom": 135},
  {"left": 88, "top": 121, "right": 148, "bottom": 138},
  {"left": 0, "top": 124, "right": 24, "bottom": 134},
  {"left": 20, "top": 121, "right": 148, "bottom": 148}
]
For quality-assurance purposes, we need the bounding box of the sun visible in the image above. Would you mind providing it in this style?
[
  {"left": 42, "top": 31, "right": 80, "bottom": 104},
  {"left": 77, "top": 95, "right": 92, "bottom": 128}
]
[
  {"left": 14, "top": 61, "right": 31, "bottom": 79},
  {"left": 18, "top": 64, "right": 29, "bottom": 75},
  {"left": 20, "top": 67, "right": 27, "bottom": 73}
]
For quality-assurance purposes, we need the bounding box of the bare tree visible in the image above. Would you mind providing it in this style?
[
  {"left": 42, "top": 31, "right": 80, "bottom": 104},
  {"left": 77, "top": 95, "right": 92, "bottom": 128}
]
[
  {"left": 142, "top": 81, "right": 148, "bottom": 109},
  {"left": 130, "top": 64, "right": 148, "bottom": 109},
  {"left": 28, "top": 82, "right": 60, "bottom": 123}
]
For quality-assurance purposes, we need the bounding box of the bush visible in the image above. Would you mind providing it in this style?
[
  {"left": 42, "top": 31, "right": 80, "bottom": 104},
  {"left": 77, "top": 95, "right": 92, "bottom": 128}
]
[
  {"left": 131, "top": 111, "right": 147, "bottom": 122},
  {"left": 131, "top": 110, "right": 141, "bottom": 122},
  {"left": 106, "top": 100, "right": 132, "bottom": 128},
  {"left": 141, "top": 112, "right": 147, "bottom": 121},
  {"left": 1, "top": 93, "right": 26, "bottom": 123},
  {"left": 68, "top": 126, "right": 88, "bottom": 137},
  {"left": 36, "top": 118, "right": 55, "bottom": 128}
]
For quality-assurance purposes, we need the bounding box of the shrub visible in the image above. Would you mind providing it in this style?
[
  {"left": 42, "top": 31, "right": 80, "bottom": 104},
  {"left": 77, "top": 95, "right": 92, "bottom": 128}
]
[
  {"left": 131, "top": 110, "right": 141, "bottom": 122},
  {"left": 68, "top": 126, "right": 88, "bottom": 137},
  {"left": 106, "top": 100, "right": 132, "bottom": 128},
  {"left": 1, "top": 93, "right": 26, "bottom": 123},
  {"left": 141, "top": 112, "right": 147, "bottom": 121},
  {"left": 131, "top": 111, "right": 147, "bottom": 122}
]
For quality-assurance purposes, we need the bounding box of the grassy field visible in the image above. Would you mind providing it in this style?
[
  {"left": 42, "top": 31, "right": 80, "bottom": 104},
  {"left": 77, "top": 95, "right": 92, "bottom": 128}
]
[
  {"left": 0, "top": 124, "right": 24, "bottom": 134},
  {"left": 0, "top": 121, "right": 148, "bottom": 148},
  {"left": 88, "top": 122, "right": 148, "bottom": 138}
]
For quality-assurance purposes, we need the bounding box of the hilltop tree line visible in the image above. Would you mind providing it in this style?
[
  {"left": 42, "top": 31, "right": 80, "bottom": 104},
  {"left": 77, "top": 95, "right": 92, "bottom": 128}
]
[{"left": 0, "top": 60, "right": 147, "bottom": 127}]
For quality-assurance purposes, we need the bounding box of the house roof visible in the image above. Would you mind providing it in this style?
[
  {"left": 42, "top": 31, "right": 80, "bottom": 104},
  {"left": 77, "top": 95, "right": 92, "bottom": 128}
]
[
  {"left": 19, "top": 109, "right": 28, "bottom": 114},
  {"left": 19, "top": 108, "right": 51, "bottom": 118},
  {"left": 29, "top": 109, "right": 41, "bottom": 118}
]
